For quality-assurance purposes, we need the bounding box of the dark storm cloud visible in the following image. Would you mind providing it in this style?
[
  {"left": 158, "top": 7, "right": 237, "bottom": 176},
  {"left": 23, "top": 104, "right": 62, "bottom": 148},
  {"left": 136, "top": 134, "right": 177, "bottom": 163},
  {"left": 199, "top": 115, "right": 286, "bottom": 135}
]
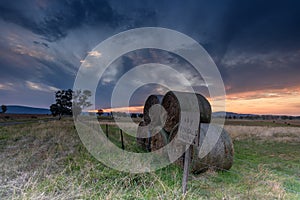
[
  {"left": 226, "top": 59, "right": 300, "bottom": 94},
  {"left": 1, "top": 0, "right": 300, "bottom": 109},
  {"left": 156, "top": 0, "right": 300, "bottom": 58},
  {"left": 1, "top": 0, "right": 299, "bottom": 62},
  {"left": 0, "top": 47, "right": 40, "bottom": 81},
  {"left": 170, "top": 0, "right": 300, "bottom": 94},
  {"left": 0, "top": 0, "right": 121, "bottom": 41},
  {"left": 108, "top": 0, "right": 300, "bottom": 95},
  {"left": 212, "top": 0, "right": 300, "bottom": 94},
  {"left": 34, "top": 58, "right": 75, "bottom": 88},
  {"left": 209, "top": 0, "right": 300, "bottom": 69}
]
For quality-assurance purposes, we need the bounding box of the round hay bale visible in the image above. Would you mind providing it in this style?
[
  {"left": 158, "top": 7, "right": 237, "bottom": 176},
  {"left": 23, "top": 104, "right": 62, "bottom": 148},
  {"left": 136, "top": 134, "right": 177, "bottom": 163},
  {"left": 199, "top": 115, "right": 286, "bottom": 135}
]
[
  {"left": 161, "top": 91, "right": 211, "bottom": 132},
  {"left": 191, "top": 124, "right": 234, "bottom": 173},
  {"left": 166, "top": 125, "right": 186, "bottom": 167},
  {"left": 167, "top": 124, "right": 234, "bottom": 173},
  {"left": 138, "top": 94, "right": 166, "bottom": 151},
  {"left": 143, "top": 94, "right": 164, "bottom": 124},
  {"left": 150, "top": 128, "right": 168, "bottom": 151},
  {"left": 136, "top": 121, "right": 168, "bottom": 152},
  {"left": 136, "top": 121, "right": 149, "bottom": 150}
]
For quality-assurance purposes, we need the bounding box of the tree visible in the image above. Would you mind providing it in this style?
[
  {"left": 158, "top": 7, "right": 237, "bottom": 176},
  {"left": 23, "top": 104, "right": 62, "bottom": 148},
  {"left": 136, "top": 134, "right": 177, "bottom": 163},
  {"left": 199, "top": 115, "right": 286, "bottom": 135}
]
[
  {"left": 50, "top": 104, "right": 60, "bottom": 117},
  {"left": 96, "top": 109, "right": 104, "bottom": 117},
  {"left": 50, "top": 89, "right": 92, "bottom": 120},
  {"left": 131, "top": 113, "right": 137, "bottom": 118},
  {"left": 1, "top": 105, "right": 7, "bottom": 113},
  {"left": 50, "top": 89, "right": 73, "bottom": 120},
  {"left": 72, "top": 104, "right": 82, "bottom": 121},
  {"left": 72, "top": 90, "right": 92, "bottom": 121}
]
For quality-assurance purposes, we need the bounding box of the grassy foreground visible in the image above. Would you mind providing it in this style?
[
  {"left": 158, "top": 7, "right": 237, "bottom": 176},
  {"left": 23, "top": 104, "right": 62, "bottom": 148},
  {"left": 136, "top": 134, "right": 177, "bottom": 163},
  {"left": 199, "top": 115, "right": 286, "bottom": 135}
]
[{"left": 0, "top": 119, "right": 299, "bottom": 199}]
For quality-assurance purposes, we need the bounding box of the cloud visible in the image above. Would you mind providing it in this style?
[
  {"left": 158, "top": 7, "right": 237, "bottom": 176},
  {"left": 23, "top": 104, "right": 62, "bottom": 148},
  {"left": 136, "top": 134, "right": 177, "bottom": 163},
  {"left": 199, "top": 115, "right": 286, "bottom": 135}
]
[
  {"left": 26, "top": 81, "right": 60, "bottom": 92},
  {"left": 0, "top": 0, "right": 300, "bottom": 114},
  {"left": 12, "top": 44, "right": 54, "bottom": 60},
  {"left": 99, "top": 48, "right": 206, "bottom": 87},
  {"left": 226, "top": 88, "right": 300, "bottom": 115},
  {"left": 0, "top": 80, "right": 60, "bottom": 108},
  {"left": 101, "top": 65, "right": 121, "bottom": 85},
  {"left": 226, "top": 87, "right": 300, "bottom": 101},
  {"left": 88, "top": 51, "right": 102, "bottom": 58},
  {"left": 33, "top": 41, "right": 49, "bottom": 48},
  {"left": 105, "top": 1, "right": 300, "bottom": 100},
  {"left": 95, "top": 48, "right": 212, "bottom": 108},
  {"left": 0, "top": 0, "right": 121, "bottom": 41},
  {"left": 0, "top": 82, "right": 14, "bottom": 91},
  {"left": 223, "top": 49, "right": 300, "bottom": 95}
]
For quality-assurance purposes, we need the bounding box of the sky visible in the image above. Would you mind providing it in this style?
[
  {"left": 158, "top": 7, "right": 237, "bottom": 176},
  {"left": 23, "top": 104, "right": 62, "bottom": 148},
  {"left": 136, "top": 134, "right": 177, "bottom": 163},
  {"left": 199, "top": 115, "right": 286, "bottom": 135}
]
[{"left": 0, "top": 0, "right": 300, "bottom": 115}]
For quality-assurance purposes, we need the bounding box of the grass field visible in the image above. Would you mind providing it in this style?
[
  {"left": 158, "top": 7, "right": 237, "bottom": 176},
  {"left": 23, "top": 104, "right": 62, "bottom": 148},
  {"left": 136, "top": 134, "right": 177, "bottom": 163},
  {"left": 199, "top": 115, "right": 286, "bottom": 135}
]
[{"left": 0, "top": 119, "right": 299, "bottom": 199}]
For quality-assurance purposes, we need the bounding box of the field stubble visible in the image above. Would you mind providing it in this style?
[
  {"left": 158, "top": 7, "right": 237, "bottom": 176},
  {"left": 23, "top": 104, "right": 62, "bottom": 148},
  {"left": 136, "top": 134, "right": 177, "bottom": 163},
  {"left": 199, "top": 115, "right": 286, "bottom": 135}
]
[{"left": 0, "top": 119, "right": 299, "bottom": 199}]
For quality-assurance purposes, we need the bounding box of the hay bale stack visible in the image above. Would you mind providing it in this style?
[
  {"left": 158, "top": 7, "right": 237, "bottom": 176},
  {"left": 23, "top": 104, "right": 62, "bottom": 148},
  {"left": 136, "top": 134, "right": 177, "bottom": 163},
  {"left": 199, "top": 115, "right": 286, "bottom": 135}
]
[
  {"left": 136, "top": 92, "right": 234, "bottom": 173},
  {"left": 160, "top": 91, "right": 232, "bottom": 172},
  {"left": 161, "top": 91, "right": 211, "bottom": 132}
]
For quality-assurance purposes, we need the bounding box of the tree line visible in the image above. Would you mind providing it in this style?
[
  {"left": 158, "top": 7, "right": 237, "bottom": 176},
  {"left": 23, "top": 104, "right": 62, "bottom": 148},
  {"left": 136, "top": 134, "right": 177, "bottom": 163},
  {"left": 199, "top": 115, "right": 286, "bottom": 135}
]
[
  {"left": 50, "top": 89, "right": 92, "bottom": 120},
  {"left": 1, "top": 105, "right": 7, "bottom": 113}
]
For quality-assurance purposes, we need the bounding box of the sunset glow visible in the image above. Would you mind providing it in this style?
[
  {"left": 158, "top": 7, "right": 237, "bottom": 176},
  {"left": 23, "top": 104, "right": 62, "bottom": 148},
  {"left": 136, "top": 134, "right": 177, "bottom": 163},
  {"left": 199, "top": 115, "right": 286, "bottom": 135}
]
[
  {"left": 89, "top": 106, "right": 144, "bottom": 113},
  {"left": 226, "top": 87, "right": 300, "bottom": 116},
  {"left": 89, "top": 86, "right": 300, "bottom": 116}
]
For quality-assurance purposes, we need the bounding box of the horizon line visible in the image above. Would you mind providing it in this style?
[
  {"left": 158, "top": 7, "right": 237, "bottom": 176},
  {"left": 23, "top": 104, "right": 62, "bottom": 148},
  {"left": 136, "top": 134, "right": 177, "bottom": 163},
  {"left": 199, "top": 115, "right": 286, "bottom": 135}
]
[{"left": 2, "top": 104, "right": 300, "bottom": 117}]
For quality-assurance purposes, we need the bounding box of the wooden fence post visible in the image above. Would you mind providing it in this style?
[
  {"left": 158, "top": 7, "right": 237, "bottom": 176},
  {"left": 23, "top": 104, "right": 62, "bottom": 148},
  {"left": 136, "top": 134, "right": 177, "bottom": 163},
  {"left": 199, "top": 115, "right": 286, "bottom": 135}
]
[
  {"left": 182, "top": 145, "right": 191, "bottom": 194},
  {"left": 106, "top": 124, "right": 108, "bottom": 137},
  {"left": 120, "top": 129, "right": 125, "bottom": 150}
]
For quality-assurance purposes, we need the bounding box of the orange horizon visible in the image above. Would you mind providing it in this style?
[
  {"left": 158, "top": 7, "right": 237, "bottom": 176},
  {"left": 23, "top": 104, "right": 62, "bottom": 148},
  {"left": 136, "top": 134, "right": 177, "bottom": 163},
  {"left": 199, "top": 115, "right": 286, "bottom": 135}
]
[
  {"left": 88, "top": 87, "right": 300, "bottom": 116},
  {"left": 88, "top": 106, "right": 144, "bottom": 113},
  {"left": 87, "top": 105, "right": 299, "bottom": 116},
  {"left": 225, "top": 86, "right": 300, "bottom": 116}
]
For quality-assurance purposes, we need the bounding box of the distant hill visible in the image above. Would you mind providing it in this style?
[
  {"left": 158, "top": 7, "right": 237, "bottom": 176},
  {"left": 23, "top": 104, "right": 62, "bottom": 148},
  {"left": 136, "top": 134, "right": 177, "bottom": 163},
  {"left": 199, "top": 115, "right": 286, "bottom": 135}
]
[
  {"left": 212, "top": 111, "right": 255, "bottom": 118},
  {"left": 1, "top": 105, "right": 51, "bottom": 114},
  {"left": 213, "top": 111, "right": 300, "bottom": 120}
]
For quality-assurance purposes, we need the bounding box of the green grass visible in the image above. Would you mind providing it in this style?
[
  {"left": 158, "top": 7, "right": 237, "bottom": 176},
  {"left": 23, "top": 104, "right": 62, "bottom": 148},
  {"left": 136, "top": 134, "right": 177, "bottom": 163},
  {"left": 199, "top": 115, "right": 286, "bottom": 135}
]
[
  {"left": 0, "top": 114, "right": 54, "bottom": 123},
  {"left": 0, "top": 119, "right": 299, "bottom": 199},
  {"left": 99, "top": 124, "right": 147, "bottom": 153}
]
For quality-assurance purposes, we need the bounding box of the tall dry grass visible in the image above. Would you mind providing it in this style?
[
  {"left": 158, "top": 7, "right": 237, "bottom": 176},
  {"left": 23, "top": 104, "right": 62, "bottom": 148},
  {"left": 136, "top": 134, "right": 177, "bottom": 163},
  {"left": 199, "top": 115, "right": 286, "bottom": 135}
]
[
  {"left": 225, "top": 125, "right": 300, "bottom": 142},
  {"left": 0, "top": 120, "right": 299, "bottom": 199},
  {"left": 0, "top": 120, "right": 80, "bottom": 198}
]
